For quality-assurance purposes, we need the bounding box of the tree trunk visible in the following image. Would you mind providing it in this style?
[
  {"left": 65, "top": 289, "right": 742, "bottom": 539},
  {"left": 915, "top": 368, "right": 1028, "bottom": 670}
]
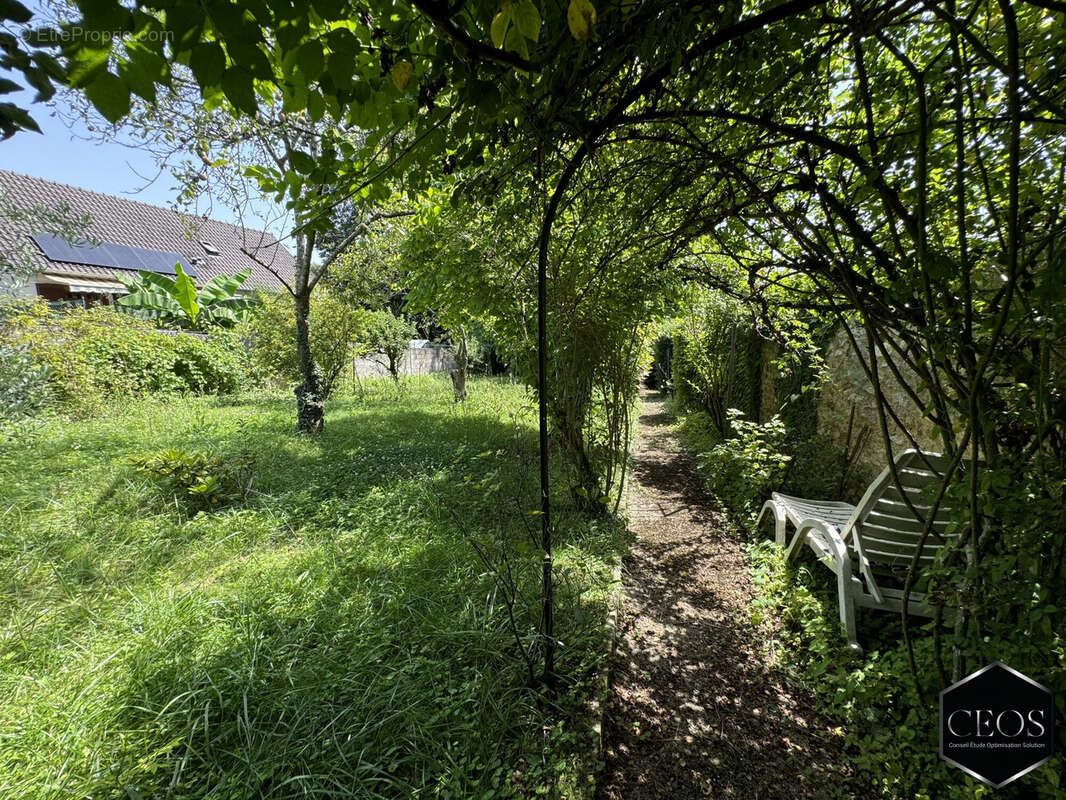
[
  {"left": 293, "top": 289, "right": 325, "bottom": 434},
  {"left": 451, "top": 330, "right": 468, "bottom": 402},
  {"left": 557, "top": 405, "right": 603, "bottom": 514}
]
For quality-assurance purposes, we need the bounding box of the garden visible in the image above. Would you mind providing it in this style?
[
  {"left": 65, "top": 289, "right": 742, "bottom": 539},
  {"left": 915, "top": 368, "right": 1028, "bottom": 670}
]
[{"left": 1, "top": 1, "right": 1064, "bottom": 798}]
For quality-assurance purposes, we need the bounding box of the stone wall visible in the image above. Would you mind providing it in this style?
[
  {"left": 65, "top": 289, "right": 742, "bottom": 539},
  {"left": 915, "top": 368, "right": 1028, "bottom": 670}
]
[
  {"left": 752, "top": 326, "right": 942, "bottom": 486},
  {"left": 814, "top": 327, "right": 941, "bottom": 482}
]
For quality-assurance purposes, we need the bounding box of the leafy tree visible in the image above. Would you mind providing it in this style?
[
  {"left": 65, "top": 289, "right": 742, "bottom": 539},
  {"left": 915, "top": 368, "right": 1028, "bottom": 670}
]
[
  {"left": 245, "top": 290, "right": 368, "bottom": 401},
  {"left": 117, "top": 265, "right": 255, "bottom": 329},
  {"left": 53, "top": 54, "right": 377, "bottom": 432},
  {"left": 363, "top": 309, "right": 415, "bottom": 383},
  {"left": 404, "top": 146, "right": 684, "bottom": 512},
  {"left": 323, "top": 213, "right": 411, "bottom": 316},
  {"left": 669, "top": 287, "right": 752, "bottom": 437},
  {"left": 38, "top": 0, "right": 760, "bottom": 683}
]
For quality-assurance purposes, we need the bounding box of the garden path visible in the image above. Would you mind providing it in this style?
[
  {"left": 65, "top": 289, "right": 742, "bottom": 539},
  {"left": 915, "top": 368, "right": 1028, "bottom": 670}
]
[{"left": 596, "top": 390, "right": 860, "bottom": 799}]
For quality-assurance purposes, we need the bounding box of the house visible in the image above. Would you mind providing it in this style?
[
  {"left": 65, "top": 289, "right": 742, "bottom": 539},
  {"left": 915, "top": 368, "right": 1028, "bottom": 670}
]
[{"left": 0, "top": 169, "right": 295, "bottom": 305}]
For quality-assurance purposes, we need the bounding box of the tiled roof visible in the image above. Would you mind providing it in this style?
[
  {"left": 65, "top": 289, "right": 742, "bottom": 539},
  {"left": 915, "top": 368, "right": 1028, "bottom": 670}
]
[{"left": 0, "top": 168, "right": 295, "bottom": 292}]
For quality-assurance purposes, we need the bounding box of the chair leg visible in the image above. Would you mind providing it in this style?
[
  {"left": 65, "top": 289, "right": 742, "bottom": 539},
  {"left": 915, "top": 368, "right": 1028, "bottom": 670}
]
[
  {"left": 756, "top": 502, "right": 787, "bottom": 547},
  {"left": 784, "top": 523, "right": 807, "bottom": 562},
  {"left": 836, "top": 571, "right": 862, "bottom": 653}
]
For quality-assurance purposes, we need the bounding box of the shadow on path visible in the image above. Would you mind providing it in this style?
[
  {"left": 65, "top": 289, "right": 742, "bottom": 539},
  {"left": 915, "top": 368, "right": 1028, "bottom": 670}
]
[{"left": 596, "top": 391, "right": 862, "bottom": 799}]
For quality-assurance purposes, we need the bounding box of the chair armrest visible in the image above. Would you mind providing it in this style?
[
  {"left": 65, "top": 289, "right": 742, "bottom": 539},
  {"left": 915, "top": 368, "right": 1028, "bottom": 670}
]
[
  {"left": 796, "top": 518, "right": 883, "bottom": 605},
  {"left": 794, "top": 518, "right": 852, "bottom": 578}
]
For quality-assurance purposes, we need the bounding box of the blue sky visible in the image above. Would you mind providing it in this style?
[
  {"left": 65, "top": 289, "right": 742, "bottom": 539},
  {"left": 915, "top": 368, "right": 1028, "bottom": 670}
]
[
  {"left": 0, "top": 96, "right": 195, "bottom": 211},
  {"left": 0, "top": 0, "right": 280, "bottom": 235},
  {"left": 0, "top": 1, "right": 179, "bottom": 211}
]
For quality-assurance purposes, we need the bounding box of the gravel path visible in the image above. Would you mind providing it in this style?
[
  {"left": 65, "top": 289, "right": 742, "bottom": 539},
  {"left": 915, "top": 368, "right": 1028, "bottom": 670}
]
[{"left": 596, "top": 391, "right": 860, "bottom": 799}]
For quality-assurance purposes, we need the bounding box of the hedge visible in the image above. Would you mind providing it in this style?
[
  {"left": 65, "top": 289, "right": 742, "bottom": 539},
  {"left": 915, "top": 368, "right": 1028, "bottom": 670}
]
[{"left": 0, "top": 300, "right": 256, "bottom": 417}]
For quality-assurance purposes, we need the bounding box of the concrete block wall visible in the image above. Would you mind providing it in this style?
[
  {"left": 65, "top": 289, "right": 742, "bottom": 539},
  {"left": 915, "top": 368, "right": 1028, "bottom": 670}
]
[{"left": 352, "top": 345, "right": 455, "bottom": 378}]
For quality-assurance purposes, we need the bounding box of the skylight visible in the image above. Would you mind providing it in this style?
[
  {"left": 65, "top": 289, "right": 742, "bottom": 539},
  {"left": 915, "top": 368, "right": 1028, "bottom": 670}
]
[{"left": 199, "top": 240, "right": 220, "bottom": 256}]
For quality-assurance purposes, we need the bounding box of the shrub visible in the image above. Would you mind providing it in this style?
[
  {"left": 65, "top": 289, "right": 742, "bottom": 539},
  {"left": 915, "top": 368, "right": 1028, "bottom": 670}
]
[
  {"left": 244, "top": 291, "right": 368, "bottom": 397},
  {"left": 0, "top": 300, "right": 254, "bottom": 414},
  {"left": 646, "top": 334, "right": 672, "bottom": 389},
  {"left": 168, "top": 329, "right": 252, "bottom": 394},
  {"left": 676, "top": 409, "right": 721, "bottom": 454},
  {"left": 780, "top": 432, "right": 870, "bottom": 503},
  {"left": 363, "top": 309, "right": 416, "bottom": 382},
  {"left": 0, "top": 344, "right": 51, "bottom": 419},
  {"left": 670, "top": 308, "right": 862, "bottom": 506},
  {"left": 133, "top": 447, "right": 255, "bottom": 512},
  {"left": 668, "top": 289, "right": 761, "bottom": 434},
  {"left": 696, "top": 409, "right": 790, "bottom": 520}
]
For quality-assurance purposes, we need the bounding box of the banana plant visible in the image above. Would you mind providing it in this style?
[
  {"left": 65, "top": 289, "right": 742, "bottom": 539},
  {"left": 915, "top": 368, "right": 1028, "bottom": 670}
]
[{"left": 117, "top": 264, "right": 257, "bottom": 329}]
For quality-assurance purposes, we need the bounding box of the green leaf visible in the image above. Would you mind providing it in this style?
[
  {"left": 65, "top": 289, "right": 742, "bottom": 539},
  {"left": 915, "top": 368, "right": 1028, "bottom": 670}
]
[
  {"left": 503, "top": 25, "right": 529, "bottom": 60},
  {"left": 514, "top": 0, "right": 541, "bottom": 41},
  {"left": 0, "top": 103, "right": 40, "bottom": 135},
  {"left": 66, "top": 46, "right": 111, "bottom": 88},
  {"left": 296, "top": 40, "right": 323, "bottom": 78},
  {"left": 221, "top": 67, "right": 257, "bottom": 115},
  {"left": 117, "top": 289, "right": 178, "bottom": 314},
  {"left": 490, "top": 6, "right": 511, "bottom": 50},
  {"left": 31, "top": 52, "right": 66, "bottom": 81},
  {"left": 198, "top": 268, "right": 250, "bottom": 301},
  {"left": 567, "top": 0, "right": 596, "bottom": 41},
  {"left": 289, "top": 150, "right": 314, "bottom": 174},
  {"left": 390, "top": 60, "right": 413, "bottom": 91},
  {"left": 190, "top": 42, "right": 226, "bottom": 86},
  {"left": 132, "top": 269, "right": 179, "bottom": 293},
  {"left": 0, "top": 0, "right": 32, "bottom": 23},
  {"left": 306, "top": 88, "right": 325, "bottom": 121},
  {"left": 123, "top": 43, "right": 165, "bottom": 100},
  {"left": 114, "top": 271, "right": 140, "bottom": 292},
  {"left": 118, "top": 57, "right": 156, "bottom": 103},
  {"left": 173, "top": 263, "right": 200, "bottom": 324},
  {"left": 84, "top": 72, "right": 130, "bottom": 123},
  {"left": 206, "top": 2, "right": 247, "bottom": 40},
  {"left": 310, "top": 0, "right": 344, "bottom": 19},
  {"left": 323, "top": 92, "right": 341, "bottom": 121}
]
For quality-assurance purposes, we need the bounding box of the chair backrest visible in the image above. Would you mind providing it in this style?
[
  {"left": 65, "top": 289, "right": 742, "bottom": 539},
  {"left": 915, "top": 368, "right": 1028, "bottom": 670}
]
[{"left": 848, "top": 450, "right": 960, "bottom": 568}]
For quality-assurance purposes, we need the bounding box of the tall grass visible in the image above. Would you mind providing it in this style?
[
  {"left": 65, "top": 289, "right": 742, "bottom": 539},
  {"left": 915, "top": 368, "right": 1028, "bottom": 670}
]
[{"left": 0, "top": 376, "right": 625, "bottom": 799}]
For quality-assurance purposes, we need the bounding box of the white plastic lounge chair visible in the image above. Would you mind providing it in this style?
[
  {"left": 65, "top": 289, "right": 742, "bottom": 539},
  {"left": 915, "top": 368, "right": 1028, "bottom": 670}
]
[{"left": 756, "top": 449, "right": 958, "bottom": 651}]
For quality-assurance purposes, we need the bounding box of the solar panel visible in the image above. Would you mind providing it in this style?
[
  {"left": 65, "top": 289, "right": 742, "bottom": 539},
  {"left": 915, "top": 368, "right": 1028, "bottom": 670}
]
[
  {"left": 127, "top": 244, "right": 197, "bottom": 275},
  {"left": 30, "top": 233, "right": 197, "bottom": 277},
  {"left": 30, "top": 233, "right": 112, "bottom": 268}
]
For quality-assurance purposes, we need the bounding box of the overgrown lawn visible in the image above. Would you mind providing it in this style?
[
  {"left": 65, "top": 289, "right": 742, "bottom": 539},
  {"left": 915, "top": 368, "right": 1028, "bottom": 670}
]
[{"left": 0, "top": 376, "right": 624, "bottom": 799}]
